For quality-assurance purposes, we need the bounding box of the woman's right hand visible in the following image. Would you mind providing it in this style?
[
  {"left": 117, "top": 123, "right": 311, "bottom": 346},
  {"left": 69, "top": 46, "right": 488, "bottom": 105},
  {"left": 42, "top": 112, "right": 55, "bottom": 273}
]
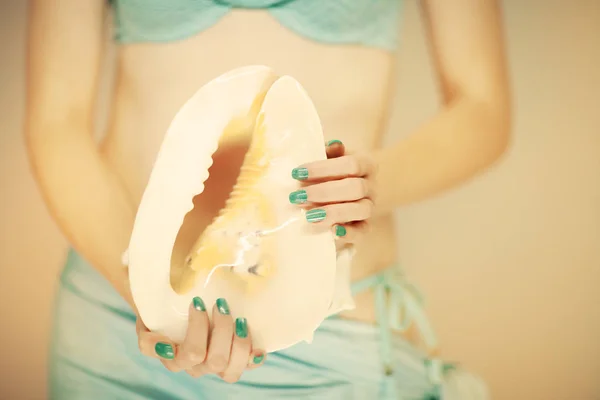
[{"left": 136, "top": 297, "right": 266, "bottom": 383}]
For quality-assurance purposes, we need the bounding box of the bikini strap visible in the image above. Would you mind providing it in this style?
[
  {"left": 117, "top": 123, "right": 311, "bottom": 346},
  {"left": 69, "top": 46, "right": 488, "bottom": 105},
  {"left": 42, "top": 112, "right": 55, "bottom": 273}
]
[{"left": 350, "top": 266, "right": 445, "bottom": 388}]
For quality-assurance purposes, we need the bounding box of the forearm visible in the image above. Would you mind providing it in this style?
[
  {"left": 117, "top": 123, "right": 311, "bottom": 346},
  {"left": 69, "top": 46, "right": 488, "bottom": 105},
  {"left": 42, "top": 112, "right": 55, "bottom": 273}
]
[
  {"left": 26, "top": 124, "right": 137, "bottom": 310},
  {"left": 373, "top": 96, "right": 510, "bottom": 213}
]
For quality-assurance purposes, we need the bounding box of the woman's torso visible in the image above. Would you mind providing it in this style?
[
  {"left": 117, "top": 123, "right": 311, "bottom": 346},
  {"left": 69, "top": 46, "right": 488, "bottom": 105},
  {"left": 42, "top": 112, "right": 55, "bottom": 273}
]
[{"left": 101, "top": 6, "right": 401, "bottom": 324}]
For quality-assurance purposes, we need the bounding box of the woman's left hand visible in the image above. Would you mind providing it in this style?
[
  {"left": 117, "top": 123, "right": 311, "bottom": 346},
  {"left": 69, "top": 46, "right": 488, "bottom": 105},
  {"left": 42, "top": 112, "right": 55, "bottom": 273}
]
[{"left": 289, "top": 140, "right": 377, "bottom": 245}]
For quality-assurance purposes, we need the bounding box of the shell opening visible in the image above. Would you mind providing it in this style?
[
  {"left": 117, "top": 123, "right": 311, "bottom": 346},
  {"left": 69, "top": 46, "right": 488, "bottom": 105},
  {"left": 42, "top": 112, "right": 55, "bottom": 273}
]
[
  {"left": 168, "top": 97, "right": 272, "bottom": 295},
  {"left": 169, "top": 117, "right": 255, "bottom": 295}
]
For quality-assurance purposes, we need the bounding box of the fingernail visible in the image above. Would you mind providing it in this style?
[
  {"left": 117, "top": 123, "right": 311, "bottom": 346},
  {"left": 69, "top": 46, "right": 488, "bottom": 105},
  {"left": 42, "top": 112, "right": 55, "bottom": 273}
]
[
  {"left": 334, "top": 224, "right": 347, "bottom": 237},
  {"left": 291, "top": 167, "right": 308, "bottom": 180},
  {"left": 155, "top": 342, "right": 175, "bottom": 359},
  {"left": 253, "top": 353, "right": 265, "bottom": 364},
  {"left": 235, "top": 318, "right": 248, "bottom": 338},
  {"left": 192, "top": 296, "right": 206, "bottom": 312},
  {"left": 216, "top": 298, "right": 230, "bottom": 315},
  {"left": 289, "top": 190, "right": 307, "bottom": 204},
  {"left": 326, "top": 139, "right": 343, "bottom": 146},
  {"left": 306, "top": 208, "right": 326, "bottom": 223}
]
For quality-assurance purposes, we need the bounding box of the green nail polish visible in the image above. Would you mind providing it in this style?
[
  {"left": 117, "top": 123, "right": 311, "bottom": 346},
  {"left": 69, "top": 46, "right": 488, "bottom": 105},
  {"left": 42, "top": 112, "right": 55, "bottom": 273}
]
[
  {"left": 443, "top": 363, "right": 457, "bottom": 373},
  {"left": 192, "top": 296, "right": 206, "bottom": 312},
  {"left": 326, "top": 139, "right": 343, "bottom": 146},
  {"left": 289, "top": 190, "right": 308, "bottom": 204},
  {"left": 306, "top": 208, "right": 326, "bottom": 223},
  {"left": 335, "top": 224, "right": 347, "bottom": 237},
  {"left": 253, "top": 354, "right": 265, "bottom": 364},
  {"left": 155, "top": 342, "right": 174, "bottom": 359},
  {"left": 235, "top": 318, "right": 248, "bottom": 338},
  {"left": 291, "top": 167, "right": 308, "bottom": 180},
  {"left": 216, "top": 298, "right": 230, "bottom": 315}
]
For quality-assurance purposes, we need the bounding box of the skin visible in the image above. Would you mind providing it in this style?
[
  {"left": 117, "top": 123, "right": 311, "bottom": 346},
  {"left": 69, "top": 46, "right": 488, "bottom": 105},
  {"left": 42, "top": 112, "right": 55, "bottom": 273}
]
[
  {"left": 25, "top": 0, "right": 510, "bottom": 386},
  {"left": 296, "top": 141, "right": 377, "bottom": 244}
]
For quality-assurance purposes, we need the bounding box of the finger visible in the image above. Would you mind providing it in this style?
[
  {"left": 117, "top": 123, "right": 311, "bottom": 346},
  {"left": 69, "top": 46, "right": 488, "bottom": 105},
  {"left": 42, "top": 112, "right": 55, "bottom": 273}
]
[
  {"left": 325, "top": 139, "right": 345, "bottom": 159},
  {"left": 292, "top": 154, "right": 376, "bottom": 182},
  {"left": 221, "top": 317, "right": 252, "bottom": 383},
  {"left": 160, "top": 358, "right": 183, "bottom": 372},
  {"left": 205, "top": 298, "right": 234, "bottom": 373},
  {"left": 247, "top": 350, "right": 266, "bottom": 370},
  {"left": 332, "top": 221, "right": 370, "bottom": 244},
  {"left": 140, "top": 334, "right": 176, "bottom": 361},
  {"left": 289, "top": 177, "right": 374, "bottom": 205},
  {"left": 304, "top": 198, "right": 374, "bottom": 226},
  {"left": 136, "top": 315, "right": 148, "bottom": 335},
  {"left": 137, "top": 319, "right": 181, "bottom": 371},
  {"left": 176, "top": 296, "right": 210, "bottom": 369},
  {"left": 187, "top": 363, "right": 212, "bottom": 378}
]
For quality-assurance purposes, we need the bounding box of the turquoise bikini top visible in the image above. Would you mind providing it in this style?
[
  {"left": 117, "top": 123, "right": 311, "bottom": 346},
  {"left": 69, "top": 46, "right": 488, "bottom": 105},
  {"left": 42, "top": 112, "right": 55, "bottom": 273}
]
[{"left": 110, "top": 0, "right": 402, "bottom": 51}]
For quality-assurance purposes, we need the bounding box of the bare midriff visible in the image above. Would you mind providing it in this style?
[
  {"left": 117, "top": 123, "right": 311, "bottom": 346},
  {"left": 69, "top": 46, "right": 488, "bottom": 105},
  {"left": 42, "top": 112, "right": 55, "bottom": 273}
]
[{"left": 101, "top": 10, "right": 399, "bottom": 325}]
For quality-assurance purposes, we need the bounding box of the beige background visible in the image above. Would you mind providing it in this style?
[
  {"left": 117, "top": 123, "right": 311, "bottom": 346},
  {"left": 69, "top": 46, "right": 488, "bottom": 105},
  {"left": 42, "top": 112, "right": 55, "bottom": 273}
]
[{"left": 1, "top": 1, "right": 599, "bottom": 399}]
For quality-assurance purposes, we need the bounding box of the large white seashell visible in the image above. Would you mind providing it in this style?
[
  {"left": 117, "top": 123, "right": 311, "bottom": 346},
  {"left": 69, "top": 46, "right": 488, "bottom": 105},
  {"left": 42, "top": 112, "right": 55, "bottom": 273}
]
[{"left": 127, "top": 66, "right": 338, "bottom": 353}]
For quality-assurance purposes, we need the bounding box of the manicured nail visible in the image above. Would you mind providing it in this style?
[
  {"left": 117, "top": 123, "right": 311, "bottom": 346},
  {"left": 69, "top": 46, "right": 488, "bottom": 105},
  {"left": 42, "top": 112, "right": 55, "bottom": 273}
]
[
  {"left": 289, "top": 190, "right": 307, "bottom": 204},
  {"left": 326, "top": 139, "right": 343, "bottom": 146},
  {"left": 334, "top": 224, "right": 347, "bottom": 237},
  {"left": 216, "top": 298, "right": 230, "bottom": 315},
  {"left": 253, "top": 353, "right": 265, "bottom": 364},
  {"left": 192, "top": 296, "right": 206, "bottom": 312},
  {"left": 155, "top": 342, "right": 174, "bottom": 359},
  {"left": 235, "top": 318, "right": 248, "bottom": 338},
  {"left": 443, "top": 363, "right": 457, "bottom": 373},
  {"left": 306, "top": 208, "right": 326, "bottom": 223},
  {"left": 291, "top": 167, "right": 308, "bottom": 180}
]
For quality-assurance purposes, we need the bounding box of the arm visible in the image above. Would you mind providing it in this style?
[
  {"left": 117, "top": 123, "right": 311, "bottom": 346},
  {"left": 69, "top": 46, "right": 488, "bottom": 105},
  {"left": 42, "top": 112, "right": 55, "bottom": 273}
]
[
  {"left": 25, "top": 0, "right": 137, "bottom": 308},
  {"left": 373, "top": 0, "right": 512, "bottom": 213}
]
